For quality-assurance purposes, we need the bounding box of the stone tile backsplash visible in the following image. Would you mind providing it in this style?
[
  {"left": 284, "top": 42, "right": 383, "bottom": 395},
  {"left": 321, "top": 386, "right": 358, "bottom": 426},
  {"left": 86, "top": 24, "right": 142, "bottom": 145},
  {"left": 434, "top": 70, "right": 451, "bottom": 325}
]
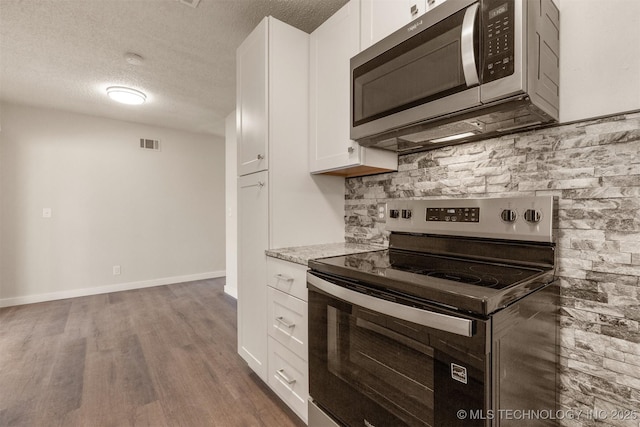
[{"left": 345, "top": 111, "right": 640, "bottom": 426}]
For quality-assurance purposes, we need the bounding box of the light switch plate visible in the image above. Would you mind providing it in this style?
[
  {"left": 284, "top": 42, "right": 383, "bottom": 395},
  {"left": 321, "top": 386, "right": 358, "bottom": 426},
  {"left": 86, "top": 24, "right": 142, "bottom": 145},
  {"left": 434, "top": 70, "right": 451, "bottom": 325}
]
[{"left": 42, "top": 208, "right": 52, "bottom": 218}]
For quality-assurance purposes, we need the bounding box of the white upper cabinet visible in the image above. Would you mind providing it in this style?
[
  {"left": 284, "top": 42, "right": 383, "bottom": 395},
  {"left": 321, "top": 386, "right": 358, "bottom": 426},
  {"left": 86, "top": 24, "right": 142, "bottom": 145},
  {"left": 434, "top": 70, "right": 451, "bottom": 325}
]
[
  {"left": 309, "top": 0, "right": 397, "bottom": 177},
  {"left": 558, "top": 0, "right": 640, "bottom": 122},
  {"left": 360, "top": 0, "right": 451, "bottom": 50},
  {"left": 237, "top": 19, "right": 268, "bottom": 176},
  {"left": 360, "top": 0, "right": 428, "bottom": 49}
]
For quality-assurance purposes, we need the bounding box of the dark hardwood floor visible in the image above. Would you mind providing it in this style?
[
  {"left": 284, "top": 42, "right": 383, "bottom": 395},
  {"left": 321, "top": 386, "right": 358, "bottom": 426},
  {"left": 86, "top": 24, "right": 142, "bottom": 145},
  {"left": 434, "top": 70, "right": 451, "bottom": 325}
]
[{"left": 0, "top": 279, "right": 306, "bottom": 427}]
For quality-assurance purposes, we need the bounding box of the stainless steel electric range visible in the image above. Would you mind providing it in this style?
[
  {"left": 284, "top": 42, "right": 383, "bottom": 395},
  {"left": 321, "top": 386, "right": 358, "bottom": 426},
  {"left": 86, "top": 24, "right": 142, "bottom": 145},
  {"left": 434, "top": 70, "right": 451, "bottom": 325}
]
[{"left": 307, "top": 196, "right": 559, "bottom": 427}]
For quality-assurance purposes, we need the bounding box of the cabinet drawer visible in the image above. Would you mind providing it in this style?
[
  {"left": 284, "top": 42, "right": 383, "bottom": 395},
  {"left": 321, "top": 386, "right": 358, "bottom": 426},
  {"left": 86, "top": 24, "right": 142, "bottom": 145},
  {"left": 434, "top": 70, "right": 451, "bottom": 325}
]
[
  {"left": 268, "top": 337, "right": 308, "bottom": 423},
  {"left": 266, "top": 257, "right": 308, "bottom": 301},
  {"left": 267, "top": 287, "right": 308, "bottom": 361}
]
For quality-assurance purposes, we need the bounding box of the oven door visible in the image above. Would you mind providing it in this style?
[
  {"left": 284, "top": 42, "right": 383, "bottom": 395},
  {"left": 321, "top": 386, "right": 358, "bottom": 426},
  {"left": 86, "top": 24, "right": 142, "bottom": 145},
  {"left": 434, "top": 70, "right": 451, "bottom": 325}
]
[
  {"left": 350, "top": 0, "right": 481, "bottom": 141},
  {"left": 308, "top": 271, "right": 490, "bottom": 427}
]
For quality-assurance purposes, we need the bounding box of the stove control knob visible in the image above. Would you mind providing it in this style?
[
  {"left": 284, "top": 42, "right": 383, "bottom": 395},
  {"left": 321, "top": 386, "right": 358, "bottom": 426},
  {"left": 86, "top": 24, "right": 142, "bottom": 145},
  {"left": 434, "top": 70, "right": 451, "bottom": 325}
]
[
  {"left": 500, "top": 209, "right": 517, "bottom": 223},
  {"left": 524, "top": 209, "right": 542, "bottom": 223}
]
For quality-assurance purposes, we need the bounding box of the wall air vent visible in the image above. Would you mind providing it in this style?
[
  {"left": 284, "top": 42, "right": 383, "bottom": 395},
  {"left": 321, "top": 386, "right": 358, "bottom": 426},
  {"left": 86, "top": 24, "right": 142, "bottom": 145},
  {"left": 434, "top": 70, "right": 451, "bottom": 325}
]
[{"left": 140, "top": 138, "right": 160, "bottom": 151}]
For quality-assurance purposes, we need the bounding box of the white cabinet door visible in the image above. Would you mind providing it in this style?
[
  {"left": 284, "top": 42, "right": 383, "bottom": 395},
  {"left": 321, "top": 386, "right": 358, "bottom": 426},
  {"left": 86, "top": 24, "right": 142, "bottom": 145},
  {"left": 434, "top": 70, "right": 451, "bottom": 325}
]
[
  {"left": 237, "top": 18, "right": 268, "bottom": 176},
  {"left": 267, "top": 287, "right": 308, "bottom": 361},
  {"left": 360, "top": 0, "right": 428, "bottom": 50},
  {"left": 267, "top": 337, "right": 309, "bottom": 423},
  {"left": 309, "top": 0, "right": 397, "bottom": 176},
  {"left": 237, "top": 171, "right": 269, "bottom": 380},
  {"left": 559, "top": 0, "right": 640, "bottom": 122},
  {"left": 266, "top": 257, "right": 309, "bottom": 302},
  {"left": 309, "top": 0, "right": 362, "bottom": 173}
]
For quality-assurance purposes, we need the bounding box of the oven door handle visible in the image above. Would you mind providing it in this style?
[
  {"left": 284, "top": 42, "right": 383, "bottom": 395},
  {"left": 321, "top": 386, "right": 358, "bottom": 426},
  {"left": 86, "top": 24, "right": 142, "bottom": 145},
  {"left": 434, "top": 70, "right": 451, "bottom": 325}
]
[{"left": 308, "top": 273, "right": 474, "bottom": 337}]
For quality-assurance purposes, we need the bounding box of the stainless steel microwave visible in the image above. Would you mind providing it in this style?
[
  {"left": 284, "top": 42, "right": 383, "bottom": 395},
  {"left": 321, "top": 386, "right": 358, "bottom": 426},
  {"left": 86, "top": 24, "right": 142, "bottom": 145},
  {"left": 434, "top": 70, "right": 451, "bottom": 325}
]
[{"left": 351, "top": 0, "right": 560, "bottom": 153}]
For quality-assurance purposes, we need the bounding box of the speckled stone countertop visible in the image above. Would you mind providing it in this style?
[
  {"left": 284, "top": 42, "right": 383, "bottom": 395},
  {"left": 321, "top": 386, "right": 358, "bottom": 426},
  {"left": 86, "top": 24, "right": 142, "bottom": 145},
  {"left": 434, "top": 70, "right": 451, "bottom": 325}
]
[{"left": 265, "top": 242, "right": 386, "bottom": 266}]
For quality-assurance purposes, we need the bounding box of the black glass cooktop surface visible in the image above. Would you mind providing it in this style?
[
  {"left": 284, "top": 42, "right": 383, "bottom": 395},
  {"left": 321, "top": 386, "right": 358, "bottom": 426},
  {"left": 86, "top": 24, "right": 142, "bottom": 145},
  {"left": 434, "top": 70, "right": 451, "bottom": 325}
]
[
  {"left": 327, "top": 249, "right": 541, "bottom": 290},
  {"left": 388, "top": 250, "right": 541, "bottom": 289},
  {"left": 308, "top": 247, "right": 557, "bottom": 316}
]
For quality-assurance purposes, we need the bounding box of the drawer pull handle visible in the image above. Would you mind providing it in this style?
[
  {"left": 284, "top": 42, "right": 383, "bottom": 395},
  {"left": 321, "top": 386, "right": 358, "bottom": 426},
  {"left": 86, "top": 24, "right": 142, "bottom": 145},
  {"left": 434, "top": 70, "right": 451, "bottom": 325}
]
[
  {"left": 276, "top": 369, "right": 296, "bottom": 385},
  {"left": 275, "top": 273, "right": 294, "bottom": 282},
  {"left": 276, "top": 316, "right": 295, "bottom": 329}
]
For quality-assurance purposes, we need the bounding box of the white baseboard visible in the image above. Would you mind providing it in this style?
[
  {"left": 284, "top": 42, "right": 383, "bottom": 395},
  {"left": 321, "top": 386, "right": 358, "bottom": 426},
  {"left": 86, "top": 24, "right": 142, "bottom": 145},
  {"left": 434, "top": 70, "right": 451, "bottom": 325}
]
[{"left": 0, "top": 270, "right": 226, "bottom": 308}]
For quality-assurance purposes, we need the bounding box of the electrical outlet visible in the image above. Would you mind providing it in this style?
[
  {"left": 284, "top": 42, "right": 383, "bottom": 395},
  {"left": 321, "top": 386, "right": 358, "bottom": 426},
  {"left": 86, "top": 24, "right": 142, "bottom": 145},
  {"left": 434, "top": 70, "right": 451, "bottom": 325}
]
[
  {"left": 377, "top": 203, "right": 387, "bottom": 220},
  {"left": 113, "top": 265, "right": 121, "bottom": 276}
]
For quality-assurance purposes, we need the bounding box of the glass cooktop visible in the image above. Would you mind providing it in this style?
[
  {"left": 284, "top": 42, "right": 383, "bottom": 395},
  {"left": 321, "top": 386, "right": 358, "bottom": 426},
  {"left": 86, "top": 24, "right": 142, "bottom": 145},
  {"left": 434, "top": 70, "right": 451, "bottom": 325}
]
[{"left": 326, "top": 249, "right": 543, "bottom": 290}]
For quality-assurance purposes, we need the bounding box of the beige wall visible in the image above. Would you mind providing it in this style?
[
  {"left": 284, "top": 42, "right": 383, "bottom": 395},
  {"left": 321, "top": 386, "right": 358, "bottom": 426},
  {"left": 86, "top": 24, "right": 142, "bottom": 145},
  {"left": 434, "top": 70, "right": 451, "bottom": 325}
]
[{"left": 0, "top": 102, "right": 225, "bottom": 306}]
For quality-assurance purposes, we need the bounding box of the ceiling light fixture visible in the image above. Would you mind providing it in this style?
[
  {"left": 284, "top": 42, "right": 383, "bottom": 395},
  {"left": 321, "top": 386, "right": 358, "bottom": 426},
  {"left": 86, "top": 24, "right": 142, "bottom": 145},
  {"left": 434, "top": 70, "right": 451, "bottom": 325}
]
[
  {"left": 124, "top": 52, "right": 144, "bottom": 66},
  {"left": 177, "top": 0, "right": 201, "bottom": 8},
  {"left": 106, "top": 86, "right": 147, "bottom": 105}
]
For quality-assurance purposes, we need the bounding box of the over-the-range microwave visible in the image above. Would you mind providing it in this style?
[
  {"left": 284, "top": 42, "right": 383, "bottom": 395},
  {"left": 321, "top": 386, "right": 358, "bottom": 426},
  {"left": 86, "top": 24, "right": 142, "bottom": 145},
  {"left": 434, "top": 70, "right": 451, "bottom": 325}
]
[{"left": 351, "top": 0, "right": 560, "bottom": 153}]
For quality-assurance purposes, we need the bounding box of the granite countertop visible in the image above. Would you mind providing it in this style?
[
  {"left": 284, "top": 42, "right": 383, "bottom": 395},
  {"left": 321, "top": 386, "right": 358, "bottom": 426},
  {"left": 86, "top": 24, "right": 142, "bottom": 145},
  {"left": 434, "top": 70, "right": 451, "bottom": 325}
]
[{"left": 265, "top": 242, "right": 386, "bottom": 266}]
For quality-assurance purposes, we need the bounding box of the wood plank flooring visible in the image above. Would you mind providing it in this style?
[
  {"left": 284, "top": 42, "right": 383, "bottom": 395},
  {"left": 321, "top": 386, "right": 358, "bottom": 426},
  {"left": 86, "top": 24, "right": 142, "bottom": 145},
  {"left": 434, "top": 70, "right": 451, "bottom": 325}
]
[{"left": 0, "top": 279, "right": 306, "bottom": 427}]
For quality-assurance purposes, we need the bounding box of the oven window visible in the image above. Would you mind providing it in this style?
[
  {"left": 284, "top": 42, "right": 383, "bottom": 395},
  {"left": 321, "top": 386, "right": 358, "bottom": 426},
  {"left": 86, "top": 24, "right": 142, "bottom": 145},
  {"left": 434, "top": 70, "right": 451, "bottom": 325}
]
[
  {"left": 308, "top": 282, "right": 487, "bottom": 427},
  {"left": 328, "top": 306, "right": 435, "bottom": 426}
]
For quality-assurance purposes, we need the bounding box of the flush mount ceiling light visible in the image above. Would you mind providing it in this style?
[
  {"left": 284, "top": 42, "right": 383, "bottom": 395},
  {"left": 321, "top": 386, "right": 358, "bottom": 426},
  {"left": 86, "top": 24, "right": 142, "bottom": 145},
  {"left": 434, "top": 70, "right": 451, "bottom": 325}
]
[
  {"left": 106, "top": 86, "right": 147, "bottom": 105},
  {"left": 124, "top": 52, "right": 144, "bottom": 66}
]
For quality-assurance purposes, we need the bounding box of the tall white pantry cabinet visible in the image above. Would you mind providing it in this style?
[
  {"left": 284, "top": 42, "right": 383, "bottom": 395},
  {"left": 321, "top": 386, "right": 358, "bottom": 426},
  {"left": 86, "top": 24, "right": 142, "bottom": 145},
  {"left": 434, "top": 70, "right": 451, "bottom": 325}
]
[{"left": 235, "top": 16, "right": 345, "bottom": 422}]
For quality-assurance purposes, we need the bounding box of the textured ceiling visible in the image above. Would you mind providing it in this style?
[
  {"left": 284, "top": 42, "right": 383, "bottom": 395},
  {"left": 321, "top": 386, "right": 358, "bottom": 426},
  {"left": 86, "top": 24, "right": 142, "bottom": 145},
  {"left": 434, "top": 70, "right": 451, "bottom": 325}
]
[{"left": 0, "top": 0, "right": 348, "bottom": 137}]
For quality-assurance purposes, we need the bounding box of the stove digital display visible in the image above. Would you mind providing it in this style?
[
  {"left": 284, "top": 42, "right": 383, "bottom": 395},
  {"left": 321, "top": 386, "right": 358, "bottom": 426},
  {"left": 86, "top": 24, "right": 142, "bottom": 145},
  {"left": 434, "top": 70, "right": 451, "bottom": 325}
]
[{"left": 426, "top": 207, "right": 480, "bottom": 222}]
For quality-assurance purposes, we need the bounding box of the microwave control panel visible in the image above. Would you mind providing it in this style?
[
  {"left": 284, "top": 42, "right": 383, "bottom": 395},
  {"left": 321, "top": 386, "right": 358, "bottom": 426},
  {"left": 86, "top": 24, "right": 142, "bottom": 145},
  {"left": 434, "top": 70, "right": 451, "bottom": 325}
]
[{"left": 483, "top": 0, "right": 515, "bottom": 83}]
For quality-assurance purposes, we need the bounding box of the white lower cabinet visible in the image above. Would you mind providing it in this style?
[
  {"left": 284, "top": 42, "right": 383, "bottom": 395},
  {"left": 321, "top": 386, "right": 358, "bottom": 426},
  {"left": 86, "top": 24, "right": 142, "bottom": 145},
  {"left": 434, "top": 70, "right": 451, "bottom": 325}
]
[
  {"left": 266, "top": 257, "right": 309, "bottom": 423},
  {"left": 237, "top": 171, "right": 269, "bottom": 380},
  {"left": 268, "top": 287, "right": 308, "bottom": 361},
  {"left": 268, "top": 336, "right": 309, "bottom": 422},
  {"left": 266, "top": 257, "right": 308, "bottom": 301}
]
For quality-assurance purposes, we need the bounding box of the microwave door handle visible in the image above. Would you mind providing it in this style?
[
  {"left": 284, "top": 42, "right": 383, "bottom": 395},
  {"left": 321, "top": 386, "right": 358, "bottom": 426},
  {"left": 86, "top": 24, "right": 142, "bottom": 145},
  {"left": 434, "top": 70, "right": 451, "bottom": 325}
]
[
  {"left": 308, "top": 273, "right": 473, "bottom": 337},
  {"left": 461, "top": 3, "right": 480, "bottom": 87}
]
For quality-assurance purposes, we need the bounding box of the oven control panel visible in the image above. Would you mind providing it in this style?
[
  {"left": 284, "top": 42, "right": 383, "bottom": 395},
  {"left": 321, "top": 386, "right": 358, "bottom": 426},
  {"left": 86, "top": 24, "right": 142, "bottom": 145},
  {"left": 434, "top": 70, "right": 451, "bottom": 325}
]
[
  {"left": 426, "top": 207, "right": 480, "bottom": 222},
  {"left": 386, "top": 196, "right": 554, "bottom": 243}
]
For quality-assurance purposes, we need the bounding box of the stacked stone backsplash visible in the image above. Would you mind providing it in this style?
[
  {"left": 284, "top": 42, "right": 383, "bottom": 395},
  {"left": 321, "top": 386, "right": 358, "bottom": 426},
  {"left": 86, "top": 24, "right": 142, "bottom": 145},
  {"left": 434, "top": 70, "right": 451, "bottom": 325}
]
[{"left": 345, "top": 111, "right": 640, "bottom": 426}]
